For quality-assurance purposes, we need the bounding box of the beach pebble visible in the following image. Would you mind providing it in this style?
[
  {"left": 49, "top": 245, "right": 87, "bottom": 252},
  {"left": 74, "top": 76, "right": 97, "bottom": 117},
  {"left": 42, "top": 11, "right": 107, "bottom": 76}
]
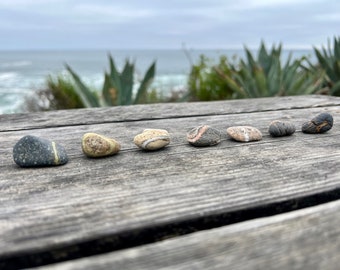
[
  {"left": 226, "top": 126, "right": 262, "bottom": 142},
  {"left": 268, "top": 120, "right": 296, "bottom": 137},
  {"left": 187, "top": 125, "right": 221, "bottom": 146},
  {"left": 82, "top": 133, "right": 121, "bottom": 158},
  {"left": 134, "top": 129, "right": 170, "bottom": 150},
  {"left": 302, "top": 112, "right": 333, "bottom": 134},
  {"left": 13, "top": 135, "right": 68, "bottom": 167}
]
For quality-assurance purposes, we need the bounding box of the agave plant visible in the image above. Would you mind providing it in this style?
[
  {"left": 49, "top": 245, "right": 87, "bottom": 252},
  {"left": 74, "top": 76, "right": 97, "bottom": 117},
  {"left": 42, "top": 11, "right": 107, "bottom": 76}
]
[
  {"left": 102, "top": 55, "right": 156, "bottom": 106},
  {"left": 188, "top": 42, "right": 323, "bottom": 101},
  {"left": 232, "top": 42, "right": 323, "bottom": 97},
  {"left": 65, "top": 54, "right": 156, "bottom": 107},
  {"left": 313, "top": 36, "right": 340, "bottom": 95}
]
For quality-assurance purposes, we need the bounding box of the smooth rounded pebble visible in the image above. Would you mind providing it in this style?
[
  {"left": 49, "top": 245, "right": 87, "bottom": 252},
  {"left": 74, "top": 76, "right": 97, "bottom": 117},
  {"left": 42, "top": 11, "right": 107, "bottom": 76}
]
[
  {"left": 226, "top": 126, "right": 262, "bottom": 142},
  {"left": 187, "top": 125, "right": 221, "bottom": 147},
  {"left": 302, "top": 112, "right": 333, "bottom": 134},
  {"left": 134, "top": 129, "right": 170, "bottom": 150},
  {"left": 82, "top": 133, "right": 121, "bottom": 158},
  {"left": 13, "top": 135, "right": 68, "bottom": 167},
  {"left": 268, "top": 120, "right": 296, "bottom": 137}
]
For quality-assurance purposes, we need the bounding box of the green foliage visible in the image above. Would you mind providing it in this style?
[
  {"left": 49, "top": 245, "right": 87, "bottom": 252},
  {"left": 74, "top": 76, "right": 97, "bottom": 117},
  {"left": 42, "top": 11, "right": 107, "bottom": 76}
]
[
  {"left": 313, "top": 36, "right": 340, "bottom": 95},
  {"left": 66, "top": 54, "right": 156, "bottom": 107},
  {"left": 188, "top": 42, "right": 323, "bottom": 101},
  {"left": 26, "top": 37, "right": 340, "bottom": 113},
  {"left": 46, "top": 74, "right": 88, "bottom": 109},
  {"left": 188, "top": 55, "right": 239, "bottom": 101}
]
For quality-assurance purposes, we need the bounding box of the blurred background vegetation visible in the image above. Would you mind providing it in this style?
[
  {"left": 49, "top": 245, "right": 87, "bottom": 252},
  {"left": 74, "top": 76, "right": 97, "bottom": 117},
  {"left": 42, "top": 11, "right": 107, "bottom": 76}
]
[{"left": 25, "top": 36, "right": 340, "bottom": 111}]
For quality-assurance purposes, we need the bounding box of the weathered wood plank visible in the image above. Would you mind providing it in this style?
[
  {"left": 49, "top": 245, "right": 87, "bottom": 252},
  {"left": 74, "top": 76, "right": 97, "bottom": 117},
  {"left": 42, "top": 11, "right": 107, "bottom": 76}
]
[
  {"left": 0, "top": 100, "right": 339, "bottom": 260},
  {"left": 37, "top": 199, "right": 340, "bottom": 270},
  {"left": 1, "top": 95, "right": 340, "bottom": 131}
]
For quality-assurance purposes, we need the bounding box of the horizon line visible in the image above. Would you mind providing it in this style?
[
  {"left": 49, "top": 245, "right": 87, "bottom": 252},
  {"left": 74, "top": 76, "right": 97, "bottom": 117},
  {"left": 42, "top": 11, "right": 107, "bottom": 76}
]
[{"left": 0, "top": 46, "right": 314, "bottom": 52}]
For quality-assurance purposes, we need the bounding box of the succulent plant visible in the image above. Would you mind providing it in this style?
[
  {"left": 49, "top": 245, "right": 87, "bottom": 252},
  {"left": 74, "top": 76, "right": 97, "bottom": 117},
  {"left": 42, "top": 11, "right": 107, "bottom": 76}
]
[
  {"left": 65, "top": 54, "right": 156, "bottom": 107},
  {"left": 313, "top": 36, "right": 340, "bottom": 95},
  {"left": 232, "top": 42, "right": 323, "bottom": 97},
  {"left": 188, "top": 42, "right": 323, "bottom": 101}
]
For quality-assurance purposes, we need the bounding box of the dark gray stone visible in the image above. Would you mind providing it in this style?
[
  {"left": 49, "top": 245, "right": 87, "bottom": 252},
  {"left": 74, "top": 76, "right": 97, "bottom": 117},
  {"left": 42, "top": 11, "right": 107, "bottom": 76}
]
[
  {"left": 13, "top": 135, "right": 68, "bottom": 167},
  {"left": 269, "top": 120, "right": 296, "bottom": 137}
]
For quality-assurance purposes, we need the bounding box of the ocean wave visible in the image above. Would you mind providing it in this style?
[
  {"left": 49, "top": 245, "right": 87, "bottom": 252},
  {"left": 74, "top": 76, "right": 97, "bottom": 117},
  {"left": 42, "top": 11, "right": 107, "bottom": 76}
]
[
  {"left": 0, "top": 72, "right": 19, "bottom": 81},
  {"left": 1, "top": 61, "right": 32, "bottom": 68},
  {"left": 0, "top": 87, "right": 32, "bottom": 94},
  {"left": 0, "top": 92, "right": 24, "bottom": 114}
]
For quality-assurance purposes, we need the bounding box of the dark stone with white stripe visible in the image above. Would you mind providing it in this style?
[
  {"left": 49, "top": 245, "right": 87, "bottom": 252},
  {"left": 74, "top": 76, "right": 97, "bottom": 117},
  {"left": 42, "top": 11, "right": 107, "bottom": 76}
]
[{"left": 13, "top": 135, "right": 68, "bottom": 167}]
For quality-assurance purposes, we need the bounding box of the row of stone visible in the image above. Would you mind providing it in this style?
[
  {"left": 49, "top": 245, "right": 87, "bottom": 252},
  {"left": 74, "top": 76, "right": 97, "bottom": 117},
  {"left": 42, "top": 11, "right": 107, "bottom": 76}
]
[
  {"left": 188, "top": 112, "right": 333, "bottom": 146},
  {"left": 12, "top": 112, "right": 333, "bottom": 168}
]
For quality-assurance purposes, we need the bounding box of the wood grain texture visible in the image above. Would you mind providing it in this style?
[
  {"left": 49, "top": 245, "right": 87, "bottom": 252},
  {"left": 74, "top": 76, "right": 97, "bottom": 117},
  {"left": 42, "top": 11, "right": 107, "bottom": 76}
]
[
  {"left": 37, "top": 199, "right": 340, "bottom": 270},
  {"left": 1, "top": 96, "right": 340, "bottom": 260},
  {"left": 1, "top": 95, "right": 340, "bottom": 131}
]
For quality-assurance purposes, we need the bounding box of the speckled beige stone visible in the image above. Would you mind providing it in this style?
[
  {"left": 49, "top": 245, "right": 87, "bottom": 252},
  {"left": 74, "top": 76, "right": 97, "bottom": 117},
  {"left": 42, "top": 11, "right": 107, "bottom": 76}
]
[
  {"left": 82, "top": 133, "right": 121, "bottom": 158},
  {"left": 227, "top": 126, "right": 262, "bottom": 142},
  {"left": 134, "top": 129, "right": 170, "bottom": 150}
]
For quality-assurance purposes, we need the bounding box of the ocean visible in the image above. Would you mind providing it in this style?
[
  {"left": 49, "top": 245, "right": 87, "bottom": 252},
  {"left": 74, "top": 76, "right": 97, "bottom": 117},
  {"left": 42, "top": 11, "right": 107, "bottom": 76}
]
[{"left": 0, "top": 49, "right": 313, "bottom": 114}]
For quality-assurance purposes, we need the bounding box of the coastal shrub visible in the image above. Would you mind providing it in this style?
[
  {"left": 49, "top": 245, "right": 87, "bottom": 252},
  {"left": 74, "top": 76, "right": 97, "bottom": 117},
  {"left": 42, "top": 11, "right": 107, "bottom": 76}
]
[
  {"left": 188, "top": 55, "right": 239, "bottom": 101},
  {"left": 313, "top": 36, "right": 340, "bottom": 95},
  {"left": 188, "top": 42, "right": 323, "bottom": 101},
  {"left": 23, "top": 75, "right": 87, "bottom": 111}
]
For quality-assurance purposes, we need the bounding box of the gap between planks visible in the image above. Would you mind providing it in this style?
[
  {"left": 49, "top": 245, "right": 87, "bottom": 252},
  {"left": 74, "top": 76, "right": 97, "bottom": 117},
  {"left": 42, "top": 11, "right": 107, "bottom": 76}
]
[
  {"left": 35, "top": 198, "right": 340, "bottom": 270},
  {"left": 1, "top": 185, "right": 340, "bottom": 269}
]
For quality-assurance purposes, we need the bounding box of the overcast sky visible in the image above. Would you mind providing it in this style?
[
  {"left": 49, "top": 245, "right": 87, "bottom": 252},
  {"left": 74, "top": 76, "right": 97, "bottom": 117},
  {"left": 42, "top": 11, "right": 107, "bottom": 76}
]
[{"left": 0, "top": 0, "right": 339, "bottom": 50}]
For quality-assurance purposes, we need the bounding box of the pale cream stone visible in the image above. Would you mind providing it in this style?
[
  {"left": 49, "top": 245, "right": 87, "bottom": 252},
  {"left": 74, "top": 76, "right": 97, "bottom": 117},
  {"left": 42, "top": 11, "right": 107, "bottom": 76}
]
[{"left": 133, "top": 129, "right": 170, "bottom": 150}]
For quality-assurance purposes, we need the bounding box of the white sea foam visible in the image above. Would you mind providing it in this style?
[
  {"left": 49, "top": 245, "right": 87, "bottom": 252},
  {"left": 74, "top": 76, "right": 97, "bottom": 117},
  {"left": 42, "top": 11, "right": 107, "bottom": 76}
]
[
  {"left": 0, "top": 72, "right": 19, "bottom": 81},
  {"left": 0, "top": 90, "right": 25, "bottom": 114},
  {"left": 152, "top": 74, "right": 187, "bottom": 95}
]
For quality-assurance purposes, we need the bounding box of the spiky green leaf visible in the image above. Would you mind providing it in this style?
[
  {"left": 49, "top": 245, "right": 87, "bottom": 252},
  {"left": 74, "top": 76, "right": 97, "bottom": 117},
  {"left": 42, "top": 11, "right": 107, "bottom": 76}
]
[
  {"left": 65, "top": 64, "right": 100, "bottom": 107},
  {"left": 134, "top": 61, "right": 156, "bottom": 104},
  {"left": 121, "top": 60, "right": 134, "bottom": 105},
  {"left": 102, "top": 73, "right": 114, "bottom": 106},
  {"left": 108, "top": 54, "right": 123, "bottom": 105}
]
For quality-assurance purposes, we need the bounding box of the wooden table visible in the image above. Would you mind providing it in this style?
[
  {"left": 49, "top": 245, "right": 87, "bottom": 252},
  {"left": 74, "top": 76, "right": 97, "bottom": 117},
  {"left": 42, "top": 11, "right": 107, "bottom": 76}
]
[{"left": 1, "top": 95, "right": 340, "bottom": 270}]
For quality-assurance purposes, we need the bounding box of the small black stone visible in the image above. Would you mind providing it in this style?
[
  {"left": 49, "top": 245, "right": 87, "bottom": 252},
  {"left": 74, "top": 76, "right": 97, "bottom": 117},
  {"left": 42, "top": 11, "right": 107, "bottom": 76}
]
[
  {"left": 302, "top": 112, "right": 333, "bottom": 134},
  {"left": 13, "top": 135, "right": 68, "bottom": 167},
  {"left": 269, "top": 120, "right": 296, "bottom": 137}
]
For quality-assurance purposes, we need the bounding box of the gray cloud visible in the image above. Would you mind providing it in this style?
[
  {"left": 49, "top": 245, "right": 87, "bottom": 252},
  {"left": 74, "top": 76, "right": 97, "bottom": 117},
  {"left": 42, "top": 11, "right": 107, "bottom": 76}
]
[{"left": 0, "top": 0, "right": 339, "bottom": 50}]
